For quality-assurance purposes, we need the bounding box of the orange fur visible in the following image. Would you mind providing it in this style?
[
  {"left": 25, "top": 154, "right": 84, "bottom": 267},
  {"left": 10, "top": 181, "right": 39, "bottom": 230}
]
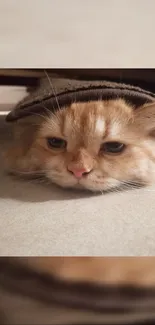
[{"left": 4, "top": 99, "right": 155, "bottom": 192}]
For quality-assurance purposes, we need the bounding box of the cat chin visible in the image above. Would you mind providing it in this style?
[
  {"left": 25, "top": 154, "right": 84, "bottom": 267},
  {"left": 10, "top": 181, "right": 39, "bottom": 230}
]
[
  {"left": 47, "top": 175, "right": 78, "bottom": 190},
  {"left": 78, "top": 177, "right": 121, "bottom": 192},
  {"left": 48, "top": 175, "right": 121, "bottom": 193}
]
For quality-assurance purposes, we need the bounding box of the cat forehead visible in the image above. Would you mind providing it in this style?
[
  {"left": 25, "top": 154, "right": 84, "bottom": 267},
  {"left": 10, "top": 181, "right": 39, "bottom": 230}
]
[
  {"left": 42, "top": 99, "right": 133, "bottom": 138},
  {"left": 64, "top": 99, "right": 132, "bottom": 121}
]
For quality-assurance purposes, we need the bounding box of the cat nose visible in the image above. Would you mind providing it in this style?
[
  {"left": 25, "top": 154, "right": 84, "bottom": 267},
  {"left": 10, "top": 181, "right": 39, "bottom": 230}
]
[{"left": 68, "top": 167, "right": 91, "bottom": 179}]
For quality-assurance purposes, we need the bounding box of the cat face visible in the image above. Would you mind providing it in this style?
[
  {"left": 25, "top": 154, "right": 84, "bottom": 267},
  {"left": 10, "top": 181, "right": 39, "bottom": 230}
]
[
  {"left": 6, "top": 99, "right": 155, "bottom": 192},
  {"left": 27, "top": 99, "right": 155, "bottom": 192}
]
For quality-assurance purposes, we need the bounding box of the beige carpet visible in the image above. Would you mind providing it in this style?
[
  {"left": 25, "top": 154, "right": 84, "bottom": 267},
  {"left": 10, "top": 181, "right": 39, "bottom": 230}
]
[{"left": 0, "top": 113, "right": 155, "bottom": 256}]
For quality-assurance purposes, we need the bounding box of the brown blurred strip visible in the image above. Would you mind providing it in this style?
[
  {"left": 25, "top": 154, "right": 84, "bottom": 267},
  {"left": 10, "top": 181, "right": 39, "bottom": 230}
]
[
  {"left": 0, "top": 69, "right": 155, "bottom": 93},
  {"left": 1, "top": 258, "right": 155, "bottom": 325}
]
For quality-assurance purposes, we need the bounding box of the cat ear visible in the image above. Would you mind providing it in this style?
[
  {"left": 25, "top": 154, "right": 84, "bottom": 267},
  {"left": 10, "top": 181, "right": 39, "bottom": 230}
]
[{"left": 134, "top": 102, "right": 155, "bottom": 136}]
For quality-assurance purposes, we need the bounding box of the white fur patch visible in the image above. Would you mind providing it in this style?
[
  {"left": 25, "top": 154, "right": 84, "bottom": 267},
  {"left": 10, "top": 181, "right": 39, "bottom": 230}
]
[
  {"left": 95, "top": 118, "right": 105, "bottom": 135},
  {"left": 110, "top": 120, "right": 121, "bottom": 137}
]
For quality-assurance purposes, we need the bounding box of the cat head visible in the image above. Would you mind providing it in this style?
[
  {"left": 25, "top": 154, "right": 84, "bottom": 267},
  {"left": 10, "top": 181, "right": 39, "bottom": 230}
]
[{"left": 7, "top": 99, "right": 155, "bottom": 192}]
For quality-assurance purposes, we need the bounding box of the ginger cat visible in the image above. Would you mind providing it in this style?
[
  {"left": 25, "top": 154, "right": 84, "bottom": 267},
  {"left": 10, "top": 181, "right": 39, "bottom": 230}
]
[{"left": 4, "top": 99, "right": 155, "bottom": 192}]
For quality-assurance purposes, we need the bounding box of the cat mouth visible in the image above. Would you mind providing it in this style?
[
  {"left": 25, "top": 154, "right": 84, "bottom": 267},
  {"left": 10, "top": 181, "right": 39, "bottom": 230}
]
[
  {"left": 79, "top": 176, "right": 106, "bottom": 185},
  {"left": 78, "top": 178, "right": 107, "bottom": 191}
]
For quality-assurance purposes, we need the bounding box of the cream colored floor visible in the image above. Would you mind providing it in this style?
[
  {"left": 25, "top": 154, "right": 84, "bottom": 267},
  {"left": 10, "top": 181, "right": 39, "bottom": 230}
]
[{"left": 0, "top": 91, "right": 155, "bottom": 255}]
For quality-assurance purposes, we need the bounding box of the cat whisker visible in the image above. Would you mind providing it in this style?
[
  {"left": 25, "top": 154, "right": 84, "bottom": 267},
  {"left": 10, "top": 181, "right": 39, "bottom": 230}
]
[
  {"left": 7, "top": 169, "right": 46, "bottom": 176},
  {"left": 119, "top": 178, "right": 147, "bottom": 186},
  {"left": 39, "top": 103, "right": 52, "bottom": 117},
  {"left": 15, "top": 175, "right": 51, "bottom": 187},
  {"left": 102, "top": 178, "right": 147, "bottom": 194},
  {"left": 44, "top": 69, "right": 61, "bottom": 111},
  {"left": 32, "top": 111, "right": 63, "bottom": 131},
  {"left": 43, "top": 115, "right": 62, "bottom": 132},
  {"left": 38, "top": 101, "right": 54, "bottom": 119},
  {"left": 26, "top": 122, "right": 42, "bottom": 127},
  {"left": 32, "top": 112, "right": 50, "bottom": 123},
  {"left": 40, "top": 103, "right": 63, "bottom": 126}
]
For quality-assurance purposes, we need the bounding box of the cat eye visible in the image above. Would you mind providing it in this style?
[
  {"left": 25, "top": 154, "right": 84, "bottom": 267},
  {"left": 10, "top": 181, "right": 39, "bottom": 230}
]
[
  {"left": 100, "top": 141, "right": 126, "bottom": 154},
  {"left": 47, "top": 137, "right": 67, "bottom": 149}
]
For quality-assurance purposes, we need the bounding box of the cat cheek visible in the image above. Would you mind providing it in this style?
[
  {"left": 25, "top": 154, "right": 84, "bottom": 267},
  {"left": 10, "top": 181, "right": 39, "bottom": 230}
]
[{"left": 45, "top": 155, "right": 66, "bottom": 171}]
